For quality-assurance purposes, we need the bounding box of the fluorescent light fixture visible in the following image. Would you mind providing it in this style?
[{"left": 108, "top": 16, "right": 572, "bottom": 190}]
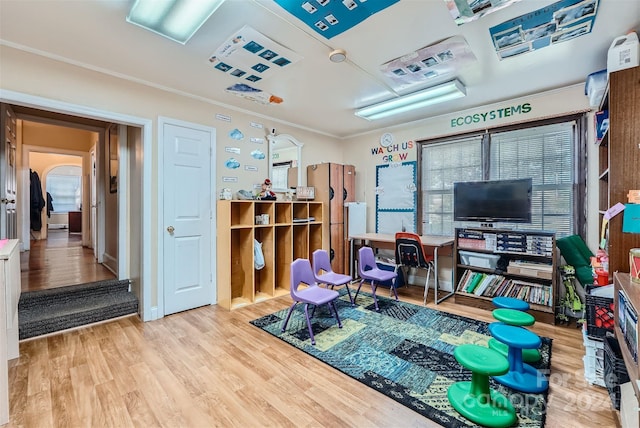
[
  {"left": 355, "top": 79, "right": 466, "bottom": 121},
  {"left": 127, "top": 0, "right": 226, "bottom": 44}
]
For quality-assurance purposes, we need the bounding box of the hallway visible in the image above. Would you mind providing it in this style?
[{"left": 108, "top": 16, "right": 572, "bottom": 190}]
[{"left": 20, "top": 229, "right": 115, "bottom": 292}]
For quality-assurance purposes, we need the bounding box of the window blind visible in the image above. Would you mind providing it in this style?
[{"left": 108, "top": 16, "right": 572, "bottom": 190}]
[{"left": 419, "top": 120, "right": 577, "bottom": 237}]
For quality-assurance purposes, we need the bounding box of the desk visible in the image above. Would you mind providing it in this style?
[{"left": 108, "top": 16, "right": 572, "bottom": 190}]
[{"left": 349, "top": 233, "right": 454, "bottom": 304}]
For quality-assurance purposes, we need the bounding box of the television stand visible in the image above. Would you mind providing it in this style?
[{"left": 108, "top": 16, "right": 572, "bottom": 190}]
[{"left": 454, "top": 227, "right": 557, "bottom": 324}]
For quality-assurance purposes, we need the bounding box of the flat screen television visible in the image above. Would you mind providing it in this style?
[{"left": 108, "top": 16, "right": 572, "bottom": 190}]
[{"left": 453, "top": 178, "right": 532, "bottom": 223}]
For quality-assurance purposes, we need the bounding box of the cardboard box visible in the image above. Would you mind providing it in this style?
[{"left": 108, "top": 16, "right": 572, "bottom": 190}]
[{"left": 506, "top": 265, "right": 553, "bottom": 280}]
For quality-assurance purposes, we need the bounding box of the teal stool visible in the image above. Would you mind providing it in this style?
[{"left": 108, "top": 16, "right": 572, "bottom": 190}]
[
  {"left": 489, "top": 323, "right": 549, "bottom": 393},
  {"left": 447, "top": 344, "right": 517, "bottom": 428},
  {"left": 489, "top": 308, "right": 542, "bottom": 364},
  {"left": 493, "top": 296, "right": 530, "bottom": 311}
]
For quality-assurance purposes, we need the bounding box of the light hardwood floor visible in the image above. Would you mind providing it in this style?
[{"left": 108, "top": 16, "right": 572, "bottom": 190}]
[
  {"left": 20, "top": 230, "right": 115, "bottom": 292},
  {"left": 5, "top": 278, "right": 618, "bottom": 427}
]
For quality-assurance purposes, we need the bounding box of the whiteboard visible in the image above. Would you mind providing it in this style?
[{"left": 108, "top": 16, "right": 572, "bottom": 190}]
[{"left": 375, "top": 161, "right": 417, "bottom": 233}]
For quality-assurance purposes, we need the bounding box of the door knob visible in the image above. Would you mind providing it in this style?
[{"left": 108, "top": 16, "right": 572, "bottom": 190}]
[{"left": 167, "top": 226, "right": 175, "bottom": 234}]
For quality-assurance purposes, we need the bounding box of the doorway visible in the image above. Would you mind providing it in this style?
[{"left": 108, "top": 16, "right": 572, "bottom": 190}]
[{"left": 18, "top": 118, "right": 113, "bottom": 291}]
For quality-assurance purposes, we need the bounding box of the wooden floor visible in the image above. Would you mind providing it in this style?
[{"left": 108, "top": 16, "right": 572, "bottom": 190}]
[
  {"left": 5, "top": 280, "right": 618, "bottom": 427},
  {"left": 20, "top": 229, "right": 115, "bottom": 292}
]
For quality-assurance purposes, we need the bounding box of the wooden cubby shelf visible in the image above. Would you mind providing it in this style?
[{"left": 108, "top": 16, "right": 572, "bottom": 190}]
[{"left": 217, "top": 200, "right": 326, "bottom": 310}]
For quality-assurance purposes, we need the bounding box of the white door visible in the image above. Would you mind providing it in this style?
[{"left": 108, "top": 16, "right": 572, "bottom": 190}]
[
  {"left": 163, "top": 123, "right": 214, "bottom": 315},
  {"left": 0, "top": 104, "right": 17, "bottom": 239},
  {"left": 90, "top": 148, "right": 97, "bottom": 254}
]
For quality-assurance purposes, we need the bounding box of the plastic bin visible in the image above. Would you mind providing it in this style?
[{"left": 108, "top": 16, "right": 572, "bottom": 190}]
[
  {"left": 586, "top": 293, "right": 615, "bottom": 339},
  {"left": 604, "top": 336, "right": 630, "bottom": 410},
  {"left": 585, "top": 69, "right": 607, "bottom": 107},
  {"left": 607, "top": 32, "right": 639, "bottom": 78},
  {"left": 459, "top": 250, "right": 500, "bottom": 269},
  {"left": 583, "top": 329, "right": 605, "bottom": 387}
]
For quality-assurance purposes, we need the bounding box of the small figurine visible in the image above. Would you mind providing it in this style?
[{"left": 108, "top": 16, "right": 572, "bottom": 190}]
[{"left": 258, "top": 178, "right": 276, "bottom": 200}]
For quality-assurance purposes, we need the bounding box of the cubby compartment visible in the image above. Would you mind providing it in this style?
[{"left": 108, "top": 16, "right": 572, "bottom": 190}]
[
  {"left": 254, "top": 201, "right": 273, "bottom": 225},
  {"left": 275, "top": 203, "right": 292, "bottom": 224},
  {"left": 309, "top": 202, "right": 323, "bottom": 223},
  {"left": 230, "top": 201, "right": 254, "bottom": 227},
  {"left": 293, "top": 224, "right": 309, "bottom": 260},
  {"left": 309, "top": 223, "right": 323, "bottom": 255},
  {"left": 254, "top": 227, "right": 274, "bottom": 301},
  {"left": 274, "top": 226, "right": 293, "bottom": 296},
  {"left": 293, "top": 202, "right": 309, "bottom": 222},
  {"left": 230, "top": 228, "right": 254, "bottom": 308}
]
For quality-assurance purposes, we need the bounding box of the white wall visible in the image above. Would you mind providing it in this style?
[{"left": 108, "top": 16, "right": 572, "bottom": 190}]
[
  {"left": 1, "top": 45, "right": 603, "bottom": 311},
  {"left": 342, "top": 85, "right": 599, "bottom": 250},
  {"left": 0, "top": 46, "right": 344, "bottom": 312}
]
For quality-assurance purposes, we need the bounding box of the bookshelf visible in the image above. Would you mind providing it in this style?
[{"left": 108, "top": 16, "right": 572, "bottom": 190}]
[
  {"left": 614, "top": 272, "right": 640, "bottom": 406},
  {"left": 453, "top": 227, "right": 557, "bottom": 324},
  {"left": 598, "top": 66, "right": 640, "bottom": 276}
]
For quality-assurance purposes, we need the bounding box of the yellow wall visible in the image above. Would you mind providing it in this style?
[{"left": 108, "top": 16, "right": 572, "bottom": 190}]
[{"left": 22, "top": 121, "right": 94, "bottom": 152}]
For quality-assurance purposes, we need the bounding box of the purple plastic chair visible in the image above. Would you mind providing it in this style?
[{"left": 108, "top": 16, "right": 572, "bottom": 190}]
[
  {"left": 281, "top": 258, "right": 342, "bottom": 345},
  {"left": 312, "top": 249, "right": 354, "bottom": 305},
  {"left": 356, "top": 246, "right": 398, "bottom": 311}
]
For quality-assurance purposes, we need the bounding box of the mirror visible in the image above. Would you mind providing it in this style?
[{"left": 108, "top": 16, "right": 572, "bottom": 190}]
[{"left": 267, "top": 133, "right": 303, "bottom": 192}]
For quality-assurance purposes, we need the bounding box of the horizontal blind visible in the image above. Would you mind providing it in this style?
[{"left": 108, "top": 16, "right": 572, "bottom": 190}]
[
  {"left": 421, "top": 137, "right": 483, "bottom": 235},
  {"left": 489, "top": 122, "right": 574, "bottom": 236}
]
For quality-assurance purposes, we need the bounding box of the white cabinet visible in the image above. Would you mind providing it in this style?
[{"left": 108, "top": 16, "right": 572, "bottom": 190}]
[{"left": 1, "top": 238, "right": 20, "bottom": 425}]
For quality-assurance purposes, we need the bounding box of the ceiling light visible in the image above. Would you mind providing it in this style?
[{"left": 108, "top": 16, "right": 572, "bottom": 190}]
[
  {"left": 127, "top": 0, "right": 226, "bottom": 44},
  {"left": 355, "top": 79, "right": 466, "bottom": 121},
  {"left": 329, "top": 49, "right": 347, "bottom": 63}
]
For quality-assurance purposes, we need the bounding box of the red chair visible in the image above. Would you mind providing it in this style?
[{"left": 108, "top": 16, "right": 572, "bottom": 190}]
[{"left": 395, "top": 232, "right": 435, "bottom": 305}]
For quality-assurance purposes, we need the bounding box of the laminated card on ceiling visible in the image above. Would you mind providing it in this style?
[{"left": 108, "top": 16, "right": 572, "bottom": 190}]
[{"left": 274, "top": 0, "right": 400, "bottom": 39}]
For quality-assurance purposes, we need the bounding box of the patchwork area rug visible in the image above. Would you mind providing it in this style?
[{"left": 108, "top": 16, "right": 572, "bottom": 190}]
[{"left": 251, "top": 290, "right": 551, "bottom": 428}]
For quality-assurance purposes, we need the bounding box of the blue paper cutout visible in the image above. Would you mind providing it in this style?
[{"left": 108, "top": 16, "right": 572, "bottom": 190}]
[
  {"left": 251, "top": 150, "right": 265, "bottom": 160},
  {"left": 229, "top": 129, "right": 244, "bottom": 140},
  {"left": 225, "top": 158, "right": 240, "bottom": 169}
]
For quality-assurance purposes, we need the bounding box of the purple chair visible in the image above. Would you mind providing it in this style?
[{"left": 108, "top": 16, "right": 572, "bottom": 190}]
[
  {"left": 312, "top": 249, "right": 354, "bottom": 305},
  {"left": 356, "top": 246, "right": 398, "bottom": 311},
  {"left": 281, "top": 258, "right": 342, "bottom": 345}
]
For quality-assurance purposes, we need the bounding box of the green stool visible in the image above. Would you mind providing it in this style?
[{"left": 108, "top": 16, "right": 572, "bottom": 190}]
[
  {"left": 447, "top": 344, "right": 516, "bottom": 428},
  {"left": 489, "top": 308, "right": 541, "bottom": 363}
]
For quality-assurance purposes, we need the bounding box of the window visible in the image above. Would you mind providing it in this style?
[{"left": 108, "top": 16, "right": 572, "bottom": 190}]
[
  {"left": 46, "top": 165, "right": 82, "bottom": 213},
  {"left": 271, "top": 161, "right": 292, "bottom": 190},
  {"left": 419, "top": 116, "right": 585, "bottom": 237}
]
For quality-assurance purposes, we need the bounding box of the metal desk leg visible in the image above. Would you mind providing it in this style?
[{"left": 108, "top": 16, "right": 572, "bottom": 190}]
[{"left": 434, "top": 243, "right": 455, "bottom": 305}]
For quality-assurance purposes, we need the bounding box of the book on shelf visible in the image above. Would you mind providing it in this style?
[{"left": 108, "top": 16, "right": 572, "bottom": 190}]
[
  {"left": 466, "top": 273, "right": 486, "bottom": 293},
  {"left": 623, "top": 296, "right": 638, "bottom": 363},
  {"left": 456, "top": 268, "right": 552, "bottom": 307}
]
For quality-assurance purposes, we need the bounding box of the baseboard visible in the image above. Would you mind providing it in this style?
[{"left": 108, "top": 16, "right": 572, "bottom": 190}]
[
  {"left": 18, "top": 313, "right": 138, "bottom": 343},
  {"left": 102, "top": 253, "right": 118, "bottom": 275}
]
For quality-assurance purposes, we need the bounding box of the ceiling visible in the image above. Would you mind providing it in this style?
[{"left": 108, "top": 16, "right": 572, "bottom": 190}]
[{"left": 0, "top": 0, "right": 638, "bottom": 139}]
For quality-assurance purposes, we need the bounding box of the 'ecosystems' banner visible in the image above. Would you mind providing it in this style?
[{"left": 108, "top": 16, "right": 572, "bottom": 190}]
[{"left": 450, "top": 103, "right": 532, "bottom": 128}]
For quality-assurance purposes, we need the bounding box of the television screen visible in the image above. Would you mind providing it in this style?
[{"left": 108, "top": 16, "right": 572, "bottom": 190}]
[{"left": 453, "top": 178, "right": 532, "bottom": 223}]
